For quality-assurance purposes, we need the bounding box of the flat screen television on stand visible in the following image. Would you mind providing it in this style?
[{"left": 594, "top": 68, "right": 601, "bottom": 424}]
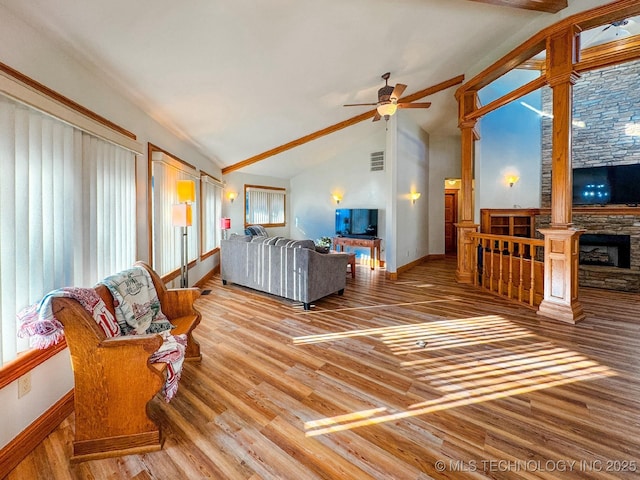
[{"left": 335, "top": 209, "right": 378, "bottom": 239}]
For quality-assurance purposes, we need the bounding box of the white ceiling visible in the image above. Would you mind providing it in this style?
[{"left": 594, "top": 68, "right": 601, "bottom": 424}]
[{"left": 0, "top": 0, "right": 616, "bottom": 178}]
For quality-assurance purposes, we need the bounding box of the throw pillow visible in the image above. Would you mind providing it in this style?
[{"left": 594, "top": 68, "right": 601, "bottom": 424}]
[{"left": 245, "top": 225, "right": 268, "bottom": 236}]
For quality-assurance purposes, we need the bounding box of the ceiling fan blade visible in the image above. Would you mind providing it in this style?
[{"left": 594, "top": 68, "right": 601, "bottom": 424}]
[
  {"left": 372, "top": 111, "right": 381, "bottom": 122},
  {"left": 343, "top": 103, "right": 378, "bottom": 107},
  {"left": 391, "top": 83, "right": 407, "bottom": 100},
  {"left": 397, "top": 102, "right": 432, "bottom": 109}
]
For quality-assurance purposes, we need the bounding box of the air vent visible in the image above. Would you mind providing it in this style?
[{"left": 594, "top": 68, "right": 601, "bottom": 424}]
[{"left": 370, "top": 151, "right": 384, "bottom": 172}]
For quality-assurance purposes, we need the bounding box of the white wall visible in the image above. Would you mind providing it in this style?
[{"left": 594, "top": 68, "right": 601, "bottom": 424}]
[
  {"left": 0, "top": 4, "right": 220, "bottom": 450},
  {"left": 429, "top": 135, "right": 462, "bottom": 254},
  {"left": 395, "top": 114, "right": 430, "bottom": 267},
  {"left": 222, "top": 171, "right": 291, "bottom": 238},
  {"left": 475, "top": 72, "right": 542, "bottom": 221},
  {"left": 287, "top": 114, "right": 431, "bottom": 272},
  {"left": 289, "top": 129, "right": 386, "bottom": 249}
]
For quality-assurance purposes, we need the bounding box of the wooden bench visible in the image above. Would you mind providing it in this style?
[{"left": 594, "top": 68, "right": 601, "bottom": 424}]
[{"left": 50, "top": 261, "right": 202, "bottom": 462}]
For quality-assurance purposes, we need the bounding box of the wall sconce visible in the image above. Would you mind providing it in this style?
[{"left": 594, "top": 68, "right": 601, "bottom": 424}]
[
  {"left": 506, "top": 175, "right": 520, "bottom": 188},
  {"left": 410, "top": 192, "right": 421, "bottom": 204},
  {"left": 227, "top": 192, "right": 237, "bottom": 203},
  {"left": 332, "top": 194, "right": 343, "bottom": 204}
]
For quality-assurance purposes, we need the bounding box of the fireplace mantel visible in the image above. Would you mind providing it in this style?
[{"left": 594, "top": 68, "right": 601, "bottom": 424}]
[{"left": 537, "top": 206, "right": 640, "bottom": 216}]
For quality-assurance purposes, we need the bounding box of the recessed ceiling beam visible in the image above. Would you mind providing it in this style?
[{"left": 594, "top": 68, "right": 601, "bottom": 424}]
[
  {"left": 222, "top": 74, "right": 464, "bottom": 175},
  {"left": 466, "top": 0, "right": 567, "bottom": 14}
]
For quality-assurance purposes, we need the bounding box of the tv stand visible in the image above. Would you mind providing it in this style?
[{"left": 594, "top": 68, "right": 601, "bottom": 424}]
[{"left": 333, "top": 237, "right": 381, "bottom": 270}]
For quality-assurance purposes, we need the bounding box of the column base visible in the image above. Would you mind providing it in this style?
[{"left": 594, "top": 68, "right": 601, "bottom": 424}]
[
  {"left": 455, "top": 222, "right": 479, "bottom": 284},
  {"left": 537, "top": 228, "right": 585, "bottom": 325},
  {"left": 537, "top": 298, "right": 585, "bottom": 324}
]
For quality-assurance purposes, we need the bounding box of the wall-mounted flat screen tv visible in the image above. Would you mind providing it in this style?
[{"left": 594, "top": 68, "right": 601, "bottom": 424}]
[
  {"left": 573, "top": 164, "right": 640, "bottom": 206},
  {"left": 335, "top": 209, "right": 378, "bottom": 238}
]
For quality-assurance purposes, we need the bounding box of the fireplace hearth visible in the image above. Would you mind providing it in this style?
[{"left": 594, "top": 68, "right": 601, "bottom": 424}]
[{"left": 579, "top": 234, "right": 631, "bottom": 269}]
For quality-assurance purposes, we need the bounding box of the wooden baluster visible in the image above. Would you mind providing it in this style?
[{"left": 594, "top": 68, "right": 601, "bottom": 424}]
[
  {"left": 530, "top": 248, "right": 536, "bottom": 306},
  {"left": 472, "top": 238, "right": 478, "bottom": 286},
  {"left": 508, "top": 240, "right": 514, "bottom": 300},
  {"left": 482, "top": 239, "right": 489, "bottom": 291},
  {"left": 518, "top": 245, "right": 525, "bottom": 303},
  {"left": 488, "top": 240, "right": 494, "bottom": 293},
  {"left": 498, "top": 241, "right": 504, "bottom": 296},
  {"left": 482, "top": 239, "right": 487, "bottom": 287}
]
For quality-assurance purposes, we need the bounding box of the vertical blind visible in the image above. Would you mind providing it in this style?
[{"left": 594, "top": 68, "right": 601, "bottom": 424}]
[
  {"left": 245, "top": 186, "right": 286, "bottom": 226},
  {"left": 201, "top": 174, "right": 223, "bottom": 255},
  {"left": 152, "top": 157, "right": 199, "bottom": 277},
  {"left": 0, "top": 95, "right": 136, "bottom": 366}
]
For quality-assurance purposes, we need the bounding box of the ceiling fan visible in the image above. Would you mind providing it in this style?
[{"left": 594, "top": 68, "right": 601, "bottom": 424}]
[
  {"left": 344, "top": 72, "right": 432, "bottom": 122},
  {"left": 582, "top": 18, "right": 635, "bottom": 48}
]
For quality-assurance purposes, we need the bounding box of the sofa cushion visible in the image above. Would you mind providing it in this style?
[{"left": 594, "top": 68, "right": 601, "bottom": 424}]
[
  {"left": 251, "top": 235, "right": 281, "bottom": 245},
  {"left": 229, "top": 233, "right": 252, "bottom": 242},
  {"left": 245, "top": 225, "right": 268, "bottom": 237},
  {"left": 274, "top": 238, "right": 316, "bottom": 250}
]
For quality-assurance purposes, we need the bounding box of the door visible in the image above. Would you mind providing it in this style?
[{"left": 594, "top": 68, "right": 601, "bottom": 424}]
[{"left": 444, "top": 189, "right": 458, "bottom": 255}]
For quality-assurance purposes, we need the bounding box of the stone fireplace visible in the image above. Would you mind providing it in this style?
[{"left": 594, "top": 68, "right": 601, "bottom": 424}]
[
  {"left": 535, "top": 213, "right": 640, "bottom": 292},
  {"left": 579, "top": 234, "right": 631, "bottom": 268}
]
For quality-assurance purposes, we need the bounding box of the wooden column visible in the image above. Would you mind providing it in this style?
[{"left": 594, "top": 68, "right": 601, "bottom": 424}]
[
  {"left": 455, "top": 91, "right": 479, "bottom": 284},
  {"left": 537, "top": 26, "right": 585, "bottom": 324}
]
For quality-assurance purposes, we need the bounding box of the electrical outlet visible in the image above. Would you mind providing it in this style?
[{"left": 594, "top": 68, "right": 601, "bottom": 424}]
[{"left": 18, "top": 372, "right": 31, "bottom": 398}]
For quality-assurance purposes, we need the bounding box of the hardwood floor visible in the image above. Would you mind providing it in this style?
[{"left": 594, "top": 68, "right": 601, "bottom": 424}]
[{"left": 8, "top": 257, "right": 640, "bottom": 479}]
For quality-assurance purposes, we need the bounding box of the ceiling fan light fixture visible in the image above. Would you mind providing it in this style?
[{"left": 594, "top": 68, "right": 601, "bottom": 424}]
[{"left": 377, "top": 101, "right": 397, "bottom": 117}]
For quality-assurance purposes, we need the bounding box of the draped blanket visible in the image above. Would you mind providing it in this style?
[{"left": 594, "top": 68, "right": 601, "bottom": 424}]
[
  {"left": 17, "top": 287, "right": 121, "bottom": 348},
  {"left": 17, "top": 279, "right": 186, "bottom": 402},
  {"left": 101, "top": 266, "right": 174, "bottom": 336}
]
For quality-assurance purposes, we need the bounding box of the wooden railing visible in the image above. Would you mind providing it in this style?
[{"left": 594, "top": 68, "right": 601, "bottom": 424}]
[{"left": 470, "top": 233, "right": 545, "bottom": 308}]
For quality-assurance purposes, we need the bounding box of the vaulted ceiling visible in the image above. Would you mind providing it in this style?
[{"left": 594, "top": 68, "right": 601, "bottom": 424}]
[{"left": 0, "top": 0, "right": 613, "bottom": 178}]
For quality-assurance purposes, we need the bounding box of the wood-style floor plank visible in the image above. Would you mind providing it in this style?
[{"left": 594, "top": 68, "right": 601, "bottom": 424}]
[{"left": 7, "top": 257, "right": 640, "bottom": 479}]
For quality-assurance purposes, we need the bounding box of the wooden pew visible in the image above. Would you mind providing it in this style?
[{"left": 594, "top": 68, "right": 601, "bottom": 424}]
[{"left": 50, "top": 262, "right": 201, "bottom": 462}]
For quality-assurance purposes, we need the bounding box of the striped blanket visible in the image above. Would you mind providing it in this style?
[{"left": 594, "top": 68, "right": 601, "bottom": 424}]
[{"left": 17, "top": 283, "right": 185, "bottom": 402}]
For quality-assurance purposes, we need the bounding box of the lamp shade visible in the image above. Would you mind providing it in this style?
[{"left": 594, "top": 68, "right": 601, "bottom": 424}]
[
  {"left": 220, "top": 217, "right": 231, "bottom": 229},
  {"left": 172, "top": 203, "right": 192, "bottom": 227},
  {"left": 377, "top": 102, "right": 397, "bottom": 117},
  {"left": 176, "top": 180, "right": 196, "bottom": 203}
]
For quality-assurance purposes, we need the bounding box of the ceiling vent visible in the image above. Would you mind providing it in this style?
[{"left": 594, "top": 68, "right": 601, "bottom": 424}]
[{"left": 370, "top": 151, "right": 385, "bottom": 172}]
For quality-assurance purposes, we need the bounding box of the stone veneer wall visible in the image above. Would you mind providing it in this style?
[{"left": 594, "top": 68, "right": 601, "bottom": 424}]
[
  {"left": 541, "top": 59, "right": 640, "bottom": 208},
  {"left": 538, "top": 59, "right": 640, "bottom": 292}
]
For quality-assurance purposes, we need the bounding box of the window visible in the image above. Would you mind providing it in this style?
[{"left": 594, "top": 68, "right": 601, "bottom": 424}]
[
  {"left": 151, "top": 149, "right": 199, "bottom": 278},
  {"left": 0, "top": 95, "right": 137, "bottom": 368},
  {"left": 200, "top": 172, "right": 223, "bottom": 258},
  {"left": 244, "top": 185, "right": 286, "bottom": 227}
]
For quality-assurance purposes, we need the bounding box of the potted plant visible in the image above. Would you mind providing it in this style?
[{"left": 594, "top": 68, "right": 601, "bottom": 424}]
[{"left": 315, "top": 236, "right": 332, "bottom": 254}]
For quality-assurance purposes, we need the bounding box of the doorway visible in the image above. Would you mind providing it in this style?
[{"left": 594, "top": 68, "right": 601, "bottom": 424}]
[{"left": 444, "top": 189, "right": 458, "bottom": 255}]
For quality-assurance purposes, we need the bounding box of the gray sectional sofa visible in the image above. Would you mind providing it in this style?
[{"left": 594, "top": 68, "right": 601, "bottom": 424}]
[{"left": 220, "top": 234, "right": 349, "bottom": 310}]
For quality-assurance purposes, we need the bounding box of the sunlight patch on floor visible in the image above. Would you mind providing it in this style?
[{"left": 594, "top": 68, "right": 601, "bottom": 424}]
[{"left": 303, "top": 315, "right": 616, "bottom": 437}]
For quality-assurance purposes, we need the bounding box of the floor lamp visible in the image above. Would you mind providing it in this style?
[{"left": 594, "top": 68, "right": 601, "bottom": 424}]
[{"left": 173, "top": 180, "right": 195, "bottom": 288}]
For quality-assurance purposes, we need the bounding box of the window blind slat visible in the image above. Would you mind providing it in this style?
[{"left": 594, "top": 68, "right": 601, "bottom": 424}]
[
  {"left": 246, "top": 187, "right": 285, "bottom": 226},
  {"left": 152, "top": 157, "right": 201, "bottom": 277},
  {"left": 0, "top": 95, "right": 136, "bottom": 367}
]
